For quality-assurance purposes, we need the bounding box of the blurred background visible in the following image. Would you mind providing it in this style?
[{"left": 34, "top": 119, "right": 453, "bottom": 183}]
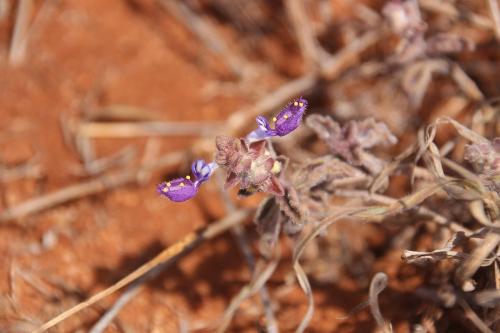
[{"left": 0, "top": 0, "right": 499, "bottom": 332}]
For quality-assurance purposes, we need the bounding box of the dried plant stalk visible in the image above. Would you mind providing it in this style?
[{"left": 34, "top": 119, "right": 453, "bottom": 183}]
[
  {"left": 33, "top": 210, "right": 250, "bottom": 333},
  {"left": 369, "top": 273, "right": 392, "bottom": 333}
]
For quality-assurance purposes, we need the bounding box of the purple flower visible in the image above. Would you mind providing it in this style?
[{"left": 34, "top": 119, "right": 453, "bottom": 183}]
[
  {"left": 192, "top": 159, "right": 217, "bottom": 185},
  {"left": 157, "top": 160, "right": 216, "bottom": 202},
  {"left": 247, "top": 97, "right": 308, "bottom": 141}
]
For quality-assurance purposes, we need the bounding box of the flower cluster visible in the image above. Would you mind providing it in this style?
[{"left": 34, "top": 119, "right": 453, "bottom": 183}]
[{"left": 157, "top": 97, "right": 308, "bottom": 202}]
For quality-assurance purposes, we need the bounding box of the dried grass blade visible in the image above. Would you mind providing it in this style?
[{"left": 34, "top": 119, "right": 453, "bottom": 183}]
[
  {"left": 451, "top": 64, "right": 484, "bottom": 101},
  {"left": 435, "top": 117, "right": 490, "bottom": 145},
  {"left": 79, "top": 121, "right": 222, "bottom": 138},
  {"left": 370, "top": 143, "right": 417, "bottom": 193},
  {"left": 292, "top": 208, "right": 369, "bottom": 333},
  {"left": 32, "top": 210, "right": 249, "bottom": 333},
  {"left": 284, "top": 0, "right": 322, "bottom": 69},
  {"left": 403, "top": 231, "right": 469, "bottom": 264},
  {"left": 419, "top": 0, "right": 493, "bottom": 30},
  {"left": 469, "top": 201, "right": 500, "bottom": 232},
  {"left": 8, "top": 0, "right": 33, "bottom": 65},
  {"left": 293, "top": 261, "right": 314, "bottom": 333},
  {"left": 459, "top": 299, "right": 495, "bottom": 333},
  {"left": 487, "top": 0, "right": 500, "bottom": 40},
  {"left": 384, "top": 182, "right": 452, "bottom": 216},
  {"left": 474, "top": 289, "right": 500, "bottom": 308},
  {"left": 369, "top": 272, "right": 392, "bottom": 333},
  {"left": 216, "top": 254, "right": 279, "bottom": 333},
  {"left": 455, "top": 232, "right": 500, "bottom": 288}
]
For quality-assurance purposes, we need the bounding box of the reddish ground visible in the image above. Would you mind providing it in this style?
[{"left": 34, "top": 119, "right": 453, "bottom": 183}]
[{"left": 0, "top": 1, "right": 483, "bottom": 332}]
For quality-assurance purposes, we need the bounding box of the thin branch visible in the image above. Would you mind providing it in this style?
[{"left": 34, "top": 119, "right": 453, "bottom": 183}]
[
  {"left": 320, "top": 30, "right": 382, "bottom": 80},
  {"left": 32, "top": 209, "right": 250, "bottom": 333},
  {"left": 284, "top": 0, "right": 323, "bottom": 70},
  {"left": 333, "top": 189, "right": 475, "bottom": 236},
  {"left": 8, "top": 0, "right": 33, "bottom": 65},
  {"left": 369, "top": 273, "right": 392, "bottom": 333},
  {"left": 88, "top": 254, "right": 178, "bottom": 333},
  {"left": 78, "top": 121, "right": 222, "bottom": 138},
  {"left": 0, "top": 170, "right": 136, "bottom": 223},
  {"left": 0, "top": 159, "right": 42, "bottom": 183},
  {"left": 159, "top": 0, "right": 249, "bottom": 77},
  {"left": 76, "top": 146, "right": 136, "bottom": 176},
  {"left": 459, "top": 298, "right": 495, "bottom": 333},
  {"left": 419, "top": 0, "right": 493, "bottom": 30},
  {"left": 0, "top": 0, "right": 10, "bottom": 22},
  {"left": 455, "top": 232, "right": 500, "bottom": 287},
  {"left": 216, "top": 173, "right": 279, "bottom": 333},
  {"left": 487, "top": 0, "right": 500, "bottom": 40},
  {"left": 0, "top": 151, "right": 186, "bottom": 223},
  {"left": 216, "top": 254, "right": 279, "bottom": 333}
]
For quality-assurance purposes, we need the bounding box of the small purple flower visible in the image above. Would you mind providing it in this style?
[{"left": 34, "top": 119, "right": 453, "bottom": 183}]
[
  {"left": 247, "top": 97, "right": 308, "bottom": 141},
  {"left": 192, "top": 159, "right": 217, "bottom": 185},
  {"left": 157, "top": 177, "right": 197, "bottom": 202},
  {"left": 157, "top": 159, "right": 216, "bottom": 202}
]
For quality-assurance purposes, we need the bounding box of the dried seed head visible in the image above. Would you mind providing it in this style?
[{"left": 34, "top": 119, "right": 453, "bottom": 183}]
[
  {"left": 464, "top": 140, "right": 499, "bottom": 173},
  {"left": 215, "top": 136, "right": 285, "bottom": 196},
  {"left": 306, "top": 115, "right": 397, "bottom": 174},
  {"left": 464, "top": 138, "right": 500, "bottom": 194}
]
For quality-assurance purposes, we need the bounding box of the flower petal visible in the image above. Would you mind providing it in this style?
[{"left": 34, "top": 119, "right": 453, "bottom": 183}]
[
  {"left": 246, "top": 116, "right": 276, "bottom": 142},
  {"left": 256, "top": 115, "right": 271, "bottom": 131},
  {"left": 246, "top": 128, "right": 273, "bottom": 142},
  {"left": 192, "top": 159, "right": 217, "bottom": 185},
  {"left": 263, "top": 176, "right": 285, "bottom": 196},
  {"left": 225, "top": 172, "right": 240, "bottom": 189},
  {"left": 157, "top": 178, "right": 198, "bottom": 202},
  {"left": 248, "top": 140, "right": 267, "bottom": 157},
  {"left": 274, "top": 97, "right": 308, "bottom": 136}
]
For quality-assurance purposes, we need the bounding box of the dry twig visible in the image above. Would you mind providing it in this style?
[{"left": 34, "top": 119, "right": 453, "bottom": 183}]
[
  {"left": 369, "top": 272, "right": 392, "bottom": 333},
  {"left": 284, "top": 0, "right": 323, "bottom": 70},
  {"left": 33, "top": 209, "right": 250, "bottom": 333},
  {"left": 419, "top": 0, "right": 493, "bottom": 30},
  {"left": 159, "top": 0, "right": 250, "bottom": 77},
  {"left": 216, "top": 173, "right": 279, "bottom": 333},
  {"left": 8, "top": 0, "right": 33, "bottom": 65},
  {"left": 0, "top": 0, "right": 10, "bottom": 22},
  {"left": 0, "top": 151, "right": 186, "bottom": 223},
  {"left": 78, "top": 121, "right": 222, "bottom": 138},
  {"left": 487, "top": 0, "right": 500, "bottom": 40}
]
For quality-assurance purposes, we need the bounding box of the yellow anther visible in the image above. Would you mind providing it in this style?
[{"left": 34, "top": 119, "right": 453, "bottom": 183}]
[
  {"left": 180, "top": 182, "right": 185, "bottom": 187},
  {"left": 162, "top": 187, "right": 168, "bottom": 193},
  {"left": 166, "top": 182, "right": 171, "bottom": 187},
  {"left": 272, "top": 117, "right": 277, "bottom": 122},
  {"left": 185, "top": 175, "right": 191, "bottom": 180},
  {"left": 299, "top": 102, "right": 304, "bottom": 107},
  {"left": 271, "top": 161, "right": 282, "bottom": 174},
  {"left": 294, "top": 101, "right": 298, "bottom": 106},
  {"left": 284, "top": 114, "right": 289, "bottom": 119}
]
